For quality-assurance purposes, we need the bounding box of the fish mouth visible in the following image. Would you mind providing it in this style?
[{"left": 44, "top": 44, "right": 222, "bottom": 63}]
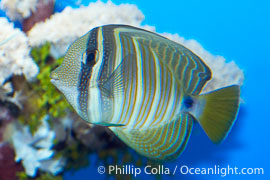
[
  {"left": 50, "top": 77, "right": 59, "bottom": 80},
  {"left": 50, "top": 72, "right": 59, "bottom": 81},
  {"left": 50, "top": 78, "right": 58, "bottom": 81},
  {"left": 50, "top": 79, "right": 59, "bottom": 85},
  {"left": 50, "top": 76, "right": 59, "bottom": 84},
  {"left": 50, "top": 73, "right": 59, "bottom": 84}
]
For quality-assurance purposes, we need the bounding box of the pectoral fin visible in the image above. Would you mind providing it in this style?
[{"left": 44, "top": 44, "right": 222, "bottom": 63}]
[
  {"left": 100, "top": 54, "right": 137, "bottom": 97},
  {"left": 110, "top": 113, "right": 194, "bottom": 161}
]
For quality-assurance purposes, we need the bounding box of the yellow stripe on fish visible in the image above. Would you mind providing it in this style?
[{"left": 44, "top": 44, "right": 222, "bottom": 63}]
[{"left": 50, "top": 25, "right": 241, "bottom": 161}]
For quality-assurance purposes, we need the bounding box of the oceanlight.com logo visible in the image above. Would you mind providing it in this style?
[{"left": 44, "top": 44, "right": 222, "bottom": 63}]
[
  {"left": 179, "top": 165, "right": 264, "bottom": 177},
  {"left": 97, "top": 164, "right": 264, "bottom": 177}
]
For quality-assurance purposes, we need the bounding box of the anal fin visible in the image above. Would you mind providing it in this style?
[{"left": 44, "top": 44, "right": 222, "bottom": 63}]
[{"left": 110, "top": 113, "right": 194, "bottom": 161}]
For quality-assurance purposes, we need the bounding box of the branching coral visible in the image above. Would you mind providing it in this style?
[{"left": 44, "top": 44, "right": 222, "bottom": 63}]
[
  {"left": 11, "top": 116, "right": 66, "bottom": 177},
  {"left": 0, "top": 0, "right": 39, "bottom": 21},
  {"left": 0, "top": 17, "right": 39, "bottom": 86}
]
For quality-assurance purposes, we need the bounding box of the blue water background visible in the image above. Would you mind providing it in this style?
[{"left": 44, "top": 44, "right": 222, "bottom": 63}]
[{"left": 1, "top": 0, "right": 269, "bottom": 179}]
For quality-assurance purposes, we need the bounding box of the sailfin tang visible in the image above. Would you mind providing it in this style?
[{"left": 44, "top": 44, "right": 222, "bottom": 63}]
[
  {"left": 195, "top": 85, "right": 240, "bottom": 143},
  {"left": 101, "top": 54, "right": 137, "bottom": 97},
  {"left": 110, "top": 113, "right": 193, "bottom": 161}
]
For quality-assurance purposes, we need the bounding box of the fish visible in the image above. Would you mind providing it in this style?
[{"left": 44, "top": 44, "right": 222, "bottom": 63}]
[{"left": 50, "top": 25, "right": 240, "bottom": 161}]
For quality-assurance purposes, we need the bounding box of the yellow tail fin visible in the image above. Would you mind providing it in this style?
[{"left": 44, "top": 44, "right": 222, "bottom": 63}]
[{"left": 196, "top": 85, "right": 240, "bottom": 143}]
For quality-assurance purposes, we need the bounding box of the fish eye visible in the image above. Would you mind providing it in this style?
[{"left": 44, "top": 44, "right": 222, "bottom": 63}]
[{"left": 82, "top": 49, "right": 98, "bottom": 66}]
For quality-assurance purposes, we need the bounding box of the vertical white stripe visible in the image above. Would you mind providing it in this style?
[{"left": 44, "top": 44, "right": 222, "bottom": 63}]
[
  {"left": 113, "top": 30, "right": 123, "bottom": 67},
  {"left": 89, "top": 87, "right": 102, "bottom": 122},
  {"left": 152, "top": 67, "right": 178, "bottom": 127},
  {"left": 140, "top": 50, "right": 161, "bottom": 128},
  {"left": 110, "top": 29, "right": 124, "bottom": 124},
  {"left": 128, "top": 39, "right": 144, "bottom": 127}
]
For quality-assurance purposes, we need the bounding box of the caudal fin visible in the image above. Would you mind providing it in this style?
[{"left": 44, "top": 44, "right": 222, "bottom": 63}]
[{"left": 196, "top": 85, "right": 240, "bottom": 143}]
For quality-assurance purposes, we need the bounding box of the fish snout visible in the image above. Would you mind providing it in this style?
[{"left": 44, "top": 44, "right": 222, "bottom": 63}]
[{"left": 50, "top": 70, "right": 59, "bottom": 80}]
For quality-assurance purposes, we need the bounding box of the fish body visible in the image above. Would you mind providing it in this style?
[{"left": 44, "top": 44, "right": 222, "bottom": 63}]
[{"left": 50, "top": 25, "right": 240, "bottom": 161}]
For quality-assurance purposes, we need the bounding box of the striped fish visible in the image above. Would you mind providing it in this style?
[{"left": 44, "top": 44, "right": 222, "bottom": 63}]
[{"left": 50, "top": 25, "right": 240, "bottom": 161}]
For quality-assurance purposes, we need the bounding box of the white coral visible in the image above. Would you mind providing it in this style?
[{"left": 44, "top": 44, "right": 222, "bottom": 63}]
[
  {"left": 11, "top": 116, "right": 66, "bottom": 176},
  {"left": 0, "top": 17, "right": 39, "bottom": 86},
  {"left": 28, "top": 0, "right": 145, "bottom": 57},
  {"left": 0, "top": 0, "right": 39, "bottom": 21}
]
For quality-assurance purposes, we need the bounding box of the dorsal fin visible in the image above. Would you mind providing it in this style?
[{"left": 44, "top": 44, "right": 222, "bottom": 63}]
[
  {"left": 110, "top": 113, "right": 194, "bottom": 161},
  {"left": 114, "top": 25, "right": 211, "bottom": 95}
]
